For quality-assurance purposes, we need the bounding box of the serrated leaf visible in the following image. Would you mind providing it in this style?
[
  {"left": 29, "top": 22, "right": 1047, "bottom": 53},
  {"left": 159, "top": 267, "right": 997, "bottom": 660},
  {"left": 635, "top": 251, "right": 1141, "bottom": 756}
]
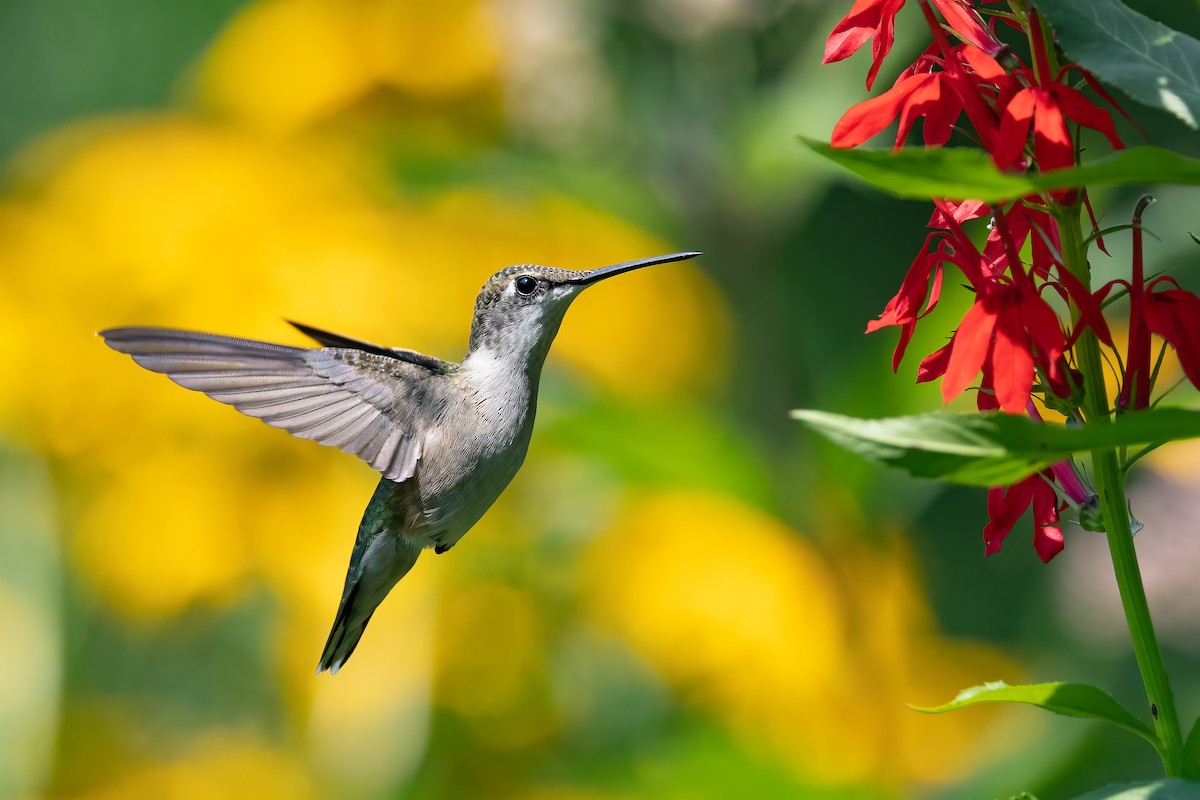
[
  {"left": 1037, "top": 0, "right": 1200, "bottom": 130},
  {"left": 912, "top": 681, "right": 1160, "bottom": 753},
  {"left": 1184, "top": 716, "right": 1200, "bottom": 780},
  {"left": 1070, "top": 780, "right": 1200, "bottom": 800},
  {"left": 789, "top": 407, "right": 1200, "bottom": 487},
  {"left": 801, "top": 138, "right": 1200, "bottom": 201}
]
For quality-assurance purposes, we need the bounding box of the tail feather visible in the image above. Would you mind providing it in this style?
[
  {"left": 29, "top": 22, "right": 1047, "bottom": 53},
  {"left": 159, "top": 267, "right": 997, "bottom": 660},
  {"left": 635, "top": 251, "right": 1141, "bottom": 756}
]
[
  {"left": 316, "top": 532, "right": 421, "bottom": 675},
  {"left": 317, "top": 582, "right": 373, "bottom": 675}
]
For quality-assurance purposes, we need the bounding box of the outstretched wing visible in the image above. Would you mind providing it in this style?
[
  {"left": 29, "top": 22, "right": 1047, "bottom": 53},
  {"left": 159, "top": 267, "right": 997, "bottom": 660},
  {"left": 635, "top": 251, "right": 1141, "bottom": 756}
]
[{"left": 101, "top": 326, "right": 440, "bottom": 482}]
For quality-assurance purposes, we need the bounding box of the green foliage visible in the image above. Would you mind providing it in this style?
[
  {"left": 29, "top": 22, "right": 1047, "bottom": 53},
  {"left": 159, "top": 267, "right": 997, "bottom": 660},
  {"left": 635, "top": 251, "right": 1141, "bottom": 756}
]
[
  {"left": 1036, "top": 0, "right": 1200, "bottom": 130},
  {"left": 801, "top": 139, "right": 1200, "bottom": 201},
  {"left": 1184, "top": 717, "right": 1200, "bottom": 780},
  {"left": 913, "top": 681, "right": 1159, "bottom": 754},
  {"left": 1069, "top": 779, "right": 1200, "bottom": 799},
  {"left": 790, "top": 407, "right": 1200, "bottom": 487}
]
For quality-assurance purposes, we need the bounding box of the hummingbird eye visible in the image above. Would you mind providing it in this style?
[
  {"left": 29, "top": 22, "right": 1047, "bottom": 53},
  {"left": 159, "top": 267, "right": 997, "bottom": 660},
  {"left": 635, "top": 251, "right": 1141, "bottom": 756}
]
[{"left": 514, "top": 275, "right": 538, "bottom": 296}]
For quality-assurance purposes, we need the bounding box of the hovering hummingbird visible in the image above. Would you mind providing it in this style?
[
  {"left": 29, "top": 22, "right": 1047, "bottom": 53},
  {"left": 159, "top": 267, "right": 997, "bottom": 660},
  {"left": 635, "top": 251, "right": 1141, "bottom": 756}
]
[{"left": 101, "top": 251, "right": 700, "bottom": 674}]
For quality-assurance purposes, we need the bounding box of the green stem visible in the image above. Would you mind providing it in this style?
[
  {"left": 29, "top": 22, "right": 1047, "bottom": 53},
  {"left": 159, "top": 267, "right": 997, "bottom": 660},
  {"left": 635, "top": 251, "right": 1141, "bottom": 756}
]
[{"left": 1056, "top": 202, "right": 1184, "bottom": 776}]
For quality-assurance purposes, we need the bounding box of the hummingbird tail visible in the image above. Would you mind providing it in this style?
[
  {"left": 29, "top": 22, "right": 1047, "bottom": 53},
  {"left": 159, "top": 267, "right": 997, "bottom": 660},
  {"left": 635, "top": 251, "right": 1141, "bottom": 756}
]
[
  {"left": 316, "top": 586, "right": 373, "bottom": 676},
  {"left": 316, "top": 537, "right": 421, "bottom": 675}
]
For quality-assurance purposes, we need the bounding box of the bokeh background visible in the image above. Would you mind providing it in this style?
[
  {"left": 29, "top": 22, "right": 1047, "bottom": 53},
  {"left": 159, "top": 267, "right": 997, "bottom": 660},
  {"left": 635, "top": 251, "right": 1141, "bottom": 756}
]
[{"left": 2, "top": 1, "right": 1199, "bottom": 798}]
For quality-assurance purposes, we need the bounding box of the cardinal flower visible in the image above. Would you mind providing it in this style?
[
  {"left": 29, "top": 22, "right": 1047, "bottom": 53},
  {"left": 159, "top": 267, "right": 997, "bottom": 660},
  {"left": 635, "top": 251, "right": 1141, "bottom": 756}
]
[
  {"left": 831, "top": 42, "right": 1010, "bottom": 150},
  {"left": 991, "top": 12, "right": 1123, "bottom": 172},
  {"left": 1115, "top": 196, "right": 1200, "bottom": 409},
  {"left": 823, "top": 0, "right": 907, "bottom": 90},
  {"left": 871, "top": 201, "right": 1078, "bottom": 411},
  {"left": 824, "top": 0, "right": 1001, "bottom": 90},
  {"left": 983, "top": 404, "right": 1098, "bottom": 562},
  {"left": 937, "top": 279, "right": 1067, "bottom": 413},
  {"left": 984, "top": 470, "right": 1067, "bottom": 562}
]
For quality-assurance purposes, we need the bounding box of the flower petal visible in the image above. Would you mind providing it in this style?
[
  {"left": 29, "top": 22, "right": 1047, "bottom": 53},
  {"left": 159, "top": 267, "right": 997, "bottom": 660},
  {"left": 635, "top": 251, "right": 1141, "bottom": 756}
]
[
  {"left": 932, "top": 0, "right": 1004, "bottom": 56},
  {"left": 1031, "top": 89, "right": 1074, "bottom": 171},
  {"left": 917, "top": 78, "right": 965, "bottom": 146},
  {"left": 1017, "top": 289, "right": 1067, "bottom": 379},
  {"left": 1050, "top": 83, "right": 1124, "bottom": 151},
  {"left": 1031, "top": 478, "right": 1066, "bottom": 562},
  {"left": 823, "top": 0, "right": 908, "bottom": 90},
  {"left": 942, "top": 297, "right": 998, "bottom": 403},
  {"left": 832, "top": 72, "right": 941, "bottom": 148},
  {"left": 993, "top": 88, "right": 1036, "bottom": 170},
  {"left": 928, "top": 199, "right": 986, "bottom": 228},
  {"left": 918, "top": 340, "right": 953, "bottom": 383},
  {"left": 1144, "top": 288, "right": 1200, "bottom": 391},
  {"left": 991, "top": 298, "right": 1036, "bottom": 413},
  {"left": 1055, "top": 264, "right": 1113, "bottom": 347},
  {"left": 983, "top": 477, "right": 1036, "bottom": 555},
  {"left": 866, "top": 235, "right": 942, "bottom": 333},
  {"left": 959, "top": 42, "right": 1006, "bottom": 81}
]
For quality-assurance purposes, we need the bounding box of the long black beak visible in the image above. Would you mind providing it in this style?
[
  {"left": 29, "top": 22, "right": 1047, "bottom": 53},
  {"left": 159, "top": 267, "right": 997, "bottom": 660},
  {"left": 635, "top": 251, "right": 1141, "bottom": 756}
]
[{"left": 568, "top": 251, "right": 702, "bottom": 285}]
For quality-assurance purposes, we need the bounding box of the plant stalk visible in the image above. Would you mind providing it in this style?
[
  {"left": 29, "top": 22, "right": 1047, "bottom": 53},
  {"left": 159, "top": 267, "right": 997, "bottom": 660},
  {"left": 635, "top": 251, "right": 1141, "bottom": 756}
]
[{"left": 1056, "top": 202, "right": 1184, "bottom": 775}]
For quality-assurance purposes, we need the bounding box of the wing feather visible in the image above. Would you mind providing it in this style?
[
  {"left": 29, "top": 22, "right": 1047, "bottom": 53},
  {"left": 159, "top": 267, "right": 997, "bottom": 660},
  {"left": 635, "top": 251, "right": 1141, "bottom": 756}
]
[{"left": 101, "top": 326, "right": 438, "bottom": 482}]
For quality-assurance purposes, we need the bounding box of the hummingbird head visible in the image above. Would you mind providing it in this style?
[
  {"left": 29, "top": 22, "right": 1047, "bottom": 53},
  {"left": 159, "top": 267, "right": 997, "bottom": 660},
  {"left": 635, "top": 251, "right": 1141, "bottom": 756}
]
[{"left": 465, "top": 251, "right": 701, "bottom": 370}]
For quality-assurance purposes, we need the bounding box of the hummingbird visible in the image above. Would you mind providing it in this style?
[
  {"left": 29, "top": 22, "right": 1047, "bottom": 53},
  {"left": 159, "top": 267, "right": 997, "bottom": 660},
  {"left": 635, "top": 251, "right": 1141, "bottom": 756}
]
[{"left": 101, "top": 251, "right": 700, "bottom": 674}]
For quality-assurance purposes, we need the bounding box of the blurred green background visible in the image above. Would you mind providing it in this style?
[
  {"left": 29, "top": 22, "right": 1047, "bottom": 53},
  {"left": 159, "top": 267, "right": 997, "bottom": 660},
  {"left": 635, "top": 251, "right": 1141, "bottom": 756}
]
[{"left": 2, "top": 1, "right": 1199, "bottom": 798}]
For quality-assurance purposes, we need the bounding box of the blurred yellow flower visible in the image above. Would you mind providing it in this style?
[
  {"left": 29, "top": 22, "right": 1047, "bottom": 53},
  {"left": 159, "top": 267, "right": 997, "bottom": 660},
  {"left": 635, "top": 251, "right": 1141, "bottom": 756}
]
[
  {"left": 74, "top": 450, "right": 251, "bottom": 620},
  {"left": 585, "top": 490, "right": 1020, "bottom": 786},
  {"left": 198, "top": 0, "right": 502, "bottom": 135},
  {"left": 72, "top": 734, "right": 314, "bottom": 800},
  {"left": 823, "top": 539, "right": 1024, "bottom": 784}
]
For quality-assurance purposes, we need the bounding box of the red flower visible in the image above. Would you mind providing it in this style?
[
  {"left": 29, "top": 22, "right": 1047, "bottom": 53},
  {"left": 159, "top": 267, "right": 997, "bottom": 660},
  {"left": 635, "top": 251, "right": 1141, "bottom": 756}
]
[
  {"left": 831, "top": 43, "right": 1007, "bottom": 150},
  {"left": 870, "top": 201, "right": 1075, "bottom": 411},
  {"left": 1143, "top": 287, "right": 1200, "bottom": 391},
  {"left": 938, "top": 279, "right": 1066, "bottom": 413},
  {"left": 823, "top": 0, "right": 907, "bottom": 90},
  {"left": 993, "top": 84, "right": 1123, "bottom": 172},
  {"left": 866, "top": 232, "right": 947, "bottom": 370},
  {"left": 983, "top": 405, "right": 1097, "bottom": 562},
  {"left": 823, "top": 0, "right": 1002, "bottom": 90},
  {"left": 832, "top": 53, "right": 957, "bottom": 149},
  {"left": 871, "top": 200, "right": 1116, "bottom": 409},
  {"left": 1112, "top": 196, "right": 1200, "bottom": 409},
  {"left": 983, "top": 472, "right": 1066, "bottom": 562},
  {"left": 992, "top": 15, "right": 1123, "bottom": 172},
  {"left": 1114, "top": 278, "right": 1200, "bottom": 408},
  {"left": 932, "top": 0, "right": 1005, "bottom": 58}
]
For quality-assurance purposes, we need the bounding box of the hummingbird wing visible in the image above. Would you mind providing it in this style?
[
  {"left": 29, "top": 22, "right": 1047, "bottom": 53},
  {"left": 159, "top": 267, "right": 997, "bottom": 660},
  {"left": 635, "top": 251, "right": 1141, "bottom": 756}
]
[
  {"left": 101, "top": 326, "right": 437, "bottom": 482},
  {"left": 286, "top": 320, "right": 453, "bottom": 374}
]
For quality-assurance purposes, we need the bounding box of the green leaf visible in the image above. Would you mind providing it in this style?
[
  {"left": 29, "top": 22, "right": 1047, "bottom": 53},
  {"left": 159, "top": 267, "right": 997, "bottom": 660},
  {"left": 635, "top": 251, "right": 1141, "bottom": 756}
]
[
  {"left": 1184, "top": 716, "right": 1200, "bottom": 780},
  {"left": 912, "top": 681, "right": 1160, "bottom": 754},
  {"left": 801, "top": 138, "right": 1200, "bottom": 201},
  {"left": 801, "top": 138, "right": 1035, "bottom": 200},
  {"left": 1069, "top": 780, "right": 1200, "bottom": 800},
  {"left": 1036, "top": 0, "right": 1200, "bottom": 130},
  {"left": 789, "top": 407, "right": 1200, "bottom": 487}
]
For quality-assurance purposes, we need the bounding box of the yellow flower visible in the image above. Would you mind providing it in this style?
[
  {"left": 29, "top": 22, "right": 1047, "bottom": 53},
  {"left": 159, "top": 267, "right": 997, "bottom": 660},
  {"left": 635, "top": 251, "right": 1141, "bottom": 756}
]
[
  {"left": 70, "top": 734, "right": 315, "bottom": 800},
  {"left": 74, "top": 451, "right": 252, "bottom": 620},
  {"left": 198, "top": 0, "right": 502, "bottom": 135},
  {"left": 585, "top": 490, "right": 1021, "bottom": 786}
]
